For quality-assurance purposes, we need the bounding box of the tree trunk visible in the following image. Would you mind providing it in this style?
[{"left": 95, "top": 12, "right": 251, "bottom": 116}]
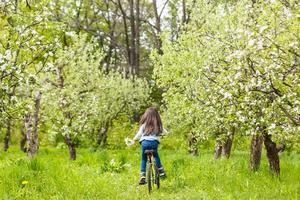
[
  {"left": 4, "top": 117, "right": 11, "bottom": 151},
  {"left": 263, "top": 132, "right": 280, "bottom": 175},
  {"left": 188, "top": 132, "right": 198, "bottom": 156},
  {"left": 24, "top": 113, "right": 33, "bottom": 154},
  {"left": 169, "top": 1, "right": 179, "bottom": 41},
  {"left": 103, "top": 0, "right": 118, "bottom": 72},
  {"left": 97, "top": 126, "right": 108, "bottom": 146},
  {"left": 118, "top": 0, "right": 131, "bottom": 68},
  {"left": 185, "top": 0, "right": 195, "bottom": 24},
  {"left": 182, "top": 0, "right": 187, "bottom": 24},
  {"left": 222, "top": 129, "right": 235, "bottom": 158},
  {"left": 152, "top": 0, "right": 163, "bottom": 55},
  {"left": 3, "top": 87, "right": 16, "bottom": 151},
  {"left": 135, "top": 0, "right": 140, "bottom": 74},
  {"left": 249, "top": 134, "right": 263, "bottom": 171},
  {"left": 56, "top": 64, "right": 77, "bottom": 160},
  {"left": 69, "top": 144, "right": 76, "bottom": 160},
  {"left": 65, "top": 134, "right": 76, "bottom": 160},
  {"left": 15, "top": 0, "right": 18, "bottom": 13},
  {"left": 25, "top": 0, "right": 31, "bottom": 9},
  {"left": 20, "top": 121, "right": 27, "bottom": 152},
  {"left": 178, "top": 0, "right": 195, "bottom": 33},
  {"left": 214, "top": 139, "right": 222, "bottom": 159},
  {"left": 26, "top": 91, "right": 42, "bottom": 158},
  {"left": 129, "top": 0, "right": 136, "bottom": 74}
]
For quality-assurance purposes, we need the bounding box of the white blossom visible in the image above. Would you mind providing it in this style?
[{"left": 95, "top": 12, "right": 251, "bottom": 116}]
[{"left": 66, "top": 31, "right": 76, "bottom": 37}]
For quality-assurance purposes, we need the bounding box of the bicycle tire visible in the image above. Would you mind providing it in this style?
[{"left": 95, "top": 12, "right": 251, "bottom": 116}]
[
  {"left": 155, "top": 165, "right": 160, "bottom": 189},
  {"left": 147, "top": 162, "right": 152, "bottom": 193},
  {"left": 152, "top": 164, "right": 155, "bottom": 186}
]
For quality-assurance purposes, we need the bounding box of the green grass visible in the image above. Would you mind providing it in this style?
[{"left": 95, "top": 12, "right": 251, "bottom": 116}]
[{"left": 0, "top": 147, "right": 299, "bottom": 199}]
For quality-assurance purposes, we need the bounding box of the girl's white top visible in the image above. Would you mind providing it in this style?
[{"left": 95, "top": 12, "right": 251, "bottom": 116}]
[{"left": 133, "top": 124, "right": 160, "bottom": 143}]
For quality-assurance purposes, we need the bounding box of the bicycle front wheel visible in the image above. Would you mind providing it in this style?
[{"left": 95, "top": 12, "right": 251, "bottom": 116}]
[{"left": 147, "top": 163, "right": 152, "bottom": 193}]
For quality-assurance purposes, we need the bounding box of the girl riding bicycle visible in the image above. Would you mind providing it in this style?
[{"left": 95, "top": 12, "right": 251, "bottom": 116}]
[{"left": 133, "top": 107, "right": 166, "bottom": 185}]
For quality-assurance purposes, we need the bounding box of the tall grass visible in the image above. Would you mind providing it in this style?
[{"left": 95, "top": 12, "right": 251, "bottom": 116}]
[{"left": 0, "top": 147, "right": 299, "bottom": 199}]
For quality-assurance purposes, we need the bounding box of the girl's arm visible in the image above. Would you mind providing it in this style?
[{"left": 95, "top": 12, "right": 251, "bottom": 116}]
[{"left": 133, "top": 124, "right": 144, "bottom": 141}]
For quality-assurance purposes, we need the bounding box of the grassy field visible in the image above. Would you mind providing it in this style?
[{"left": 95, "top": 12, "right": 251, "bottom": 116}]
[{"left": 0, "top": 147, "right": 299, "bottom": 199}]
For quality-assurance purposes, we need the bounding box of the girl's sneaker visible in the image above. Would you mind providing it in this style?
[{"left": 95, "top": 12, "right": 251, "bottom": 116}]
[
  {"left": 139, "top": 172, "right": 146, "bottom": 185},
  {"left": 158, "top": 167, "right": 166, "bottom": 178},
  {"left": 139, "top": 177, "right": 146, "bottom": 185}
]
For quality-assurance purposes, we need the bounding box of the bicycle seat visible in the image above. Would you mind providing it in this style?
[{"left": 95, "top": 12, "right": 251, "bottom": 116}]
[{"left": 144, "top": 149, "right": 156, "bottom": 154}]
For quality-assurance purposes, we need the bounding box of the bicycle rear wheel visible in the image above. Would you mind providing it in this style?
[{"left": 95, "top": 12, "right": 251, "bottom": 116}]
[
  {"left": 147, "top": 163, "right": 152, "bottom": 193},
  {"left": 155, "top": 165, "right": 160, "bottom": 189}
]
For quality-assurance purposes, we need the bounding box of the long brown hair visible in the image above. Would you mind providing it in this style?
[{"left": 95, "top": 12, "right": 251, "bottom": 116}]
[{"left": 139, "top": 107, "right": 163, "bottom": 136}]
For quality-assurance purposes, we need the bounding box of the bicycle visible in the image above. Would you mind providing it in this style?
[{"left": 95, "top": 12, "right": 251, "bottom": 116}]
[{"left": 144, "top": 149, "right": 160, "bottom": 193}]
